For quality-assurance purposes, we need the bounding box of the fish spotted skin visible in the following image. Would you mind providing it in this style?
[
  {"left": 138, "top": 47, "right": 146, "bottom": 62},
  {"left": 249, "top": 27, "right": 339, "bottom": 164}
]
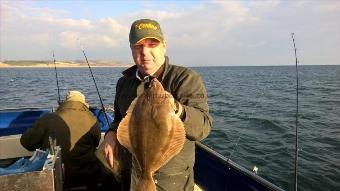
[{"left": 117, "top": 78, "right": 186, "bottom": 191}]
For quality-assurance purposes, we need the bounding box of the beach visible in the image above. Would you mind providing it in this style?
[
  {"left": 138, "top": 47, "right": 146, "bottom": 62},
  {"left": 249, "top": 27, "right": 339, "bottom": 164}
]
[{"left": 0, "top": 61, "right": 132, "bottom": 68}]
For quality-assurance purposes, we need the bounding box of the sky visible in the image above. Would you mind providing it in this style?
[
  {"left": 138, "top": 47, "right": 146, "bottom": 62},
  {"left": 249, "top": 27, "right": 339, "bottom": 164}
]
[{"left": 1, "top": 0, "right": 339, "bottom": 66}]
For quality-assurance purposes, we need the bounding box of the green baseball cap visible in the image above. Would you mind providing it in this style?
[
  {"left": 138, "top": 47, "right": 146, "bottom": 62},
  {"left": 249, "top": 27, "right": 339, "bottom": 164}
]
[{"left": 129, "top": 19, "right": 164, "bottom": 45}]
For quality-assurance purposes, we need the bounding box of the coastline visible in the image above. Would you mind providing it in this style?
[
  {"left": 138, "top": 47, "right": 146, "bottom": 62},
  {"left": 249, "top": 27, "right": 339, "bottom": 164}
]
[{"left": 0, "top": 62, "right": 132, "bottom": 68}]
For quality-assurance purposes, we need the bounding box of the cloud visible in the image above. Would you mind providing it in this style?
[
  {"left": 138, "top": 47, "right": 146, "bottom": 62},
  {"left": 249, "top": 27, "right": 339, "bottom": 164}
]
[
  {"left": 58, "top": 31, "right": 81, "bottom": 50},
  {"left": 1, "top": 0, "right": 339, "bottom": 65},
  {"left": 1, "top": 1, "right": 129, "bottom": 60},
  {"left": 126, "top": 1, "right": 258, "bottom": 48},
  {"left": 160, "top": 0, "right": 340, "bottom": 66},
  {"left": 99, "top": 18, "right": 127, "bottom": 34},
  {"left": 57, "top": 18, "right": 128, "bottom": 50}
]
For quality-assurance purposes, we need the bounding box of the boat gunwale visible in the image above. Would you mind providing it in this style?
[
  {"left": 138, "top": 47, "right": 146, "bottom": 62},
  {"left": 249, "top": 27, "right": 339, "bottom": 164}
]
[{"left": 195, "top": 141, "right": 285, "bottom": 191}]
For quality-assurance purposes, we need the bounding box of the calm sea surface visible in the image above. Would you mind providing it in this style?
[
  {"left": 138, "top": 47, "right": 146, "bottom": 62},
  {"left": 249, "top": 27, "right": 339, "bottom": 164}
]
[{"left": 0, "top": 65, "right": 339, "bottom": 191}]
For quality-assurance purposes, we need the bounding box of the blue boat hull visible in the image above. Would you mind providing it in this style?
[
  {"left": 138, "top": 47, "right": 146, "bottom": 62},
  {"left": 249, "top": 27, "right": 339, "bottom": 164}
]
[
  {"left": 194, "top": 142, "right": 284, "bottom": 191},
  {"left": 0, "top": 108, "right": 284, "bottom": 191}
]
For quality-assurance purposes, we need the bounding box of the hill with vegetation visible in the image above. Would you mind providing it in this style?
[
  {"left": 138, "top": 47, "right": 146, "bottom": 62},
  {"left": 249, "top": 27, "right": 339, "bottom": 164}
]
[{"left": 0, "top": 60, "right": 132, "bottom": 68}]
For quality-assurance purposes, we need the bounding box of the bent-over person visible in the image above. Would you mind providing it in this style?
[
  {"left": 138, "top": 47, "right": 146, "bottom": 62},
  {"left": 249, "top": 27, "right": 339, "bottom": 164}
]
[{"left": 20, "top": 90, "right": 117, "bottom": 190}]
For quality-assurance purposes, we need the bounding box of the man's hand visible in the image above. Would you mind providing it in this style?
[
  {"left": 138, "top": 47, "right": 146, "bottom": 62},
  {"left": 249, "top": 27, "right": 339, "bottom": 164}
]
[{"left": 103, "top": 131, "right": 118, "bottom": 168}]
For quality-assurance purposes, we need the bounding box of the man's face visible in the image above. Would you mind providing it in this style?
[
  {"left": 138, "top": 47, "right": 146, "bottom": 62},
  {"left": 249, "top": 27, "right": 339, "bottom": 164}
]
[{"left": 131, "top": 38, "right": 166, "bottom": 76}]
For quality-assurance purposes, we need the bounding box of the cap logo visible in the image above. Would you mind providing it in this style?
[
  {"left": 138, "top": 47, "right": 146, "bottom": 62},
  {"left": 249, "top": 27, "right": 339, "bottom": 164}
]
[{"left": 136, "top": 23, "right": 158, "bottom": 30}]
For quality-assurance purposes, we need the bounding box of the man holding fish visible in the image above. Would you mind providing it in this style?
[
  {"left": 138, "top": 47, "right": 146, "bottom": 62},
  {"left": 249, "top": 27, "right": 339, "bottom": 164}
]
[{"left": 102, "top": 19, "right": 213, "bottom": 191}]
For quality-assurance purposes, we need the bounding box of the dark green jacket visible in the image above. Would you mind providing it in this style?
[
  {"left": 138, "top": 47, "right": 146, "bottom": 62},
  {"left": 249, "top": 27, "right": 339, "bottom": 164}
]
[
  {"left": 109, "top": 57, "right": 212, "bottom": 190},
  {"left": 20, "top": 101, "right": 101, "bottom": 178}
]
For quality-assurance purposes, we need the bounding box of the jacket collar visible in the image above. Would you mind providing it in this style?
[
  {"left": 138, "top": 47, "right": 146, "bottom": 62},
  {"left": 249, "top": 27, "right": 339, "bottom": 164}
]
[{"left": 122, "top": 56, "right": 169, "bottom": 82}]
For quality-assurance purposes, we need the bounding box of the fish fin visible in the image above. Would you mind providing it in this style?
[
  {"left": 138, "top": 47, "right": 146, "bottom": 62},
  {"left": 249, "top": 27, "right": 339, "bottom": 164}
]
[
  {"left": 117, "top": 97, "right": 139, "bottom": 153},
  {"left": 117, "top": 113, "right": 133, "bottom": 153},
  {"left": 152, "top": 115, "right": 186, "bottom": 171},
  {"left": 126, "top": 97, "right": 138, "bottom": 114}
]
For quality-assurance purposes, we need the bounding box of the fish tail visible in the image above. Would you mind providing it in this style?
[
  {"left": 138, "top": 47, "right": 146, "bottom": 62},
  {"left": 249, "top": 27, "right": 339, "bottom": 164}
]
[{"left": 135, "top": 176, "right": 156, "bottom": 191}]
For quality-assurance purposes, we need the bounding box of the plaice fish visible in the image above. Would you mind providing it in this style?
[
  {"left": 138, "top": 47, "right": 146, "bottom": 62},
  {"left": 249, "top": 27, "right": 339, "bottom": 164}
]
[{"left": 117, "top": 78, "right": 186, "bottom": 191}]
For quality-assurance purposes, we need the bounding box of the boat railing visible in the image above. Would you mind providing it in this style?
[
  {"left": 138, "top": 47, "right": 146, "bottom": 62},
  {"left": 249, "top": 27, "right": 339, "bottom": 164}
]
[{"left": 195, "top": 141, "right": 285, "bottom": 191}]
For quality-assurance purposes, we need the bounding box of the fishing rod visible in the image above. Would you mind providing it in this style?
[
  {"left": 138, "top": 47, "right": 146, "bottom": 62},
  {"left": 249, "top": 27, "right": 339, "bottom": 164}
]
[
  {"left": 53, "top": 51, "right": 61, "bottom": 105},
  {"left": 291, "top": 33, "right": 299, "bottom": 191},
  {"left": 79, "top": 45, "right": 110, "bottom": 128}
]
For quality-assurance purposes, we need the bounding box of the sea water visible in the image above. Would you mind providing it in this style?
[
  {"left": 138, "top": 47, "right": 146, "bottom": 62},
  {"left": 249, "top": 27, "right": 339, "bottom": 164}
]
[{"left": 1, "top": 65, "right": 339, "bottom": 191}]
